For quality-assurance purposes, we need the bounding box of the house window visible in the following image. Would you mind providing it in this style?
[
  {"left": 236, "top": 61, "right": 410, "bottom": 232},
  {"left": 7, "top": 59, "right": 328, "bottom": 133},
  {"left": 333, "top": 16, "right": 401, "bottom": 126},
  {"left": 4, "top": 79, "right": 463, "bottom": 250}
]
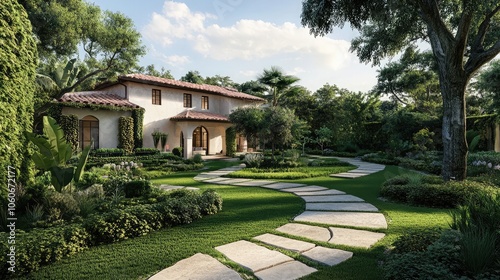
[
  {"left": 201, "top": 96, "right": 209, "bottom": 110},
  {"left": 183, "top": 93, "right": 192, "bottom": 108},
  {"left": 79, "top": 116, "right": 99, "bottom": 149},
  {"left": 152, "top": 89, "right": 161, "bottom": 105}
]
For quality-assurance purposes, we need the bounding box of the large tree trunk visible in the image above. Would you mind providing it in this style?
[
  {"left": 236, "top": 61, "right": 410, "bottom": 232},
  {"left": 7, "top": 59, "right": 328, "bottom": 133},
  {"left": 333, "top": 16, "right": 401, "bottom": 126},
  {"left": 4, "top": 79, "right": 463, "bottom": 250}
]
[{"left": 440, "top": 71, "right": 468, "bottom": 181}]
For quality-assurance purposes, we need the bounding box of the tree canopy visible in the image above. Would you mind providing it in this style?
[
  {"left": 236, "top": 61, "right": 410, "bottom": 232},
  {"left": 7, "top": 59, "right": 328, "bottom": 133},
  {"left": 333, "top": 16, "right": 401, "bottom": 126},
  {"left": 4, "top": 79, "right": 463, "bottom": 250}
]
[{"left": 301, "top": 0, "right": 500, "bottom": 180}]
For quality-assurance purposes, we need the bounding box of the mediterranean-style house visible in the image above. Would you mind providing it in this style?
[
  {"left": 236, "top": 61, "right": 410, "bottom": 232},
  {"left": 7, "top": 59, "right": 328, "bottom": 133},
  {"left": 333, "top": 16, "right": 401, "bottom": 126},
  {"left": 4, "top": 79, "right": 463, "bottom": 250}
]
[{"left": 57, "top": 74, "right": 265, "bottom": 158}]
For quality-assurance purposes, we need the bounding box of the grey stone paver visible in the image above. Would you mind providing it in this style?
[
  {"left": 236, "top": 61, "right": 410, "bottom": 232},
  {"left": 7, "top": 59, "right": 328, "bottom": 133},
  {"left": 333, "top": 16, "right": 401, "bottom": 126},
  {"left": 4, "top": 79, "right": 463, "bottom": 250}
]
[
  {"left": 302, "top": 195, "right": 364, "bottom": 202},
  {"left": 233, "top": 180, "right": 275, "bottom": 187},
  {"left": 294, "top": 189, "right": 346, "bottom": 196},
  {"left": 254, "top": 261, "right": 317, "bottom": 280},
  {"left": 306, "top": 202, "right": 378, "bottom": 212},
  {"left": 294, "top": 211, "right": 388, "bottom": 229},
  {"left": 260, "top": 182, "right": 305, "bottom": 190},
  {"left": 331, "top": 173, "right": 364, "bottom": 179},
  {"left": 215, "top": 240, "right": 293, "bottom": 272},
  {"left": 158, "top": 185, "right": 184, "bottom": 191},
  {"left": 149, "top": 253, "right": 243, "bottom": 280},
  {"left": 280, "top": 186, "right": 328, "bottom": 193},
  {"left": 213, "top": 178, "right": 253, "bottom": 185},
  {"left": 301, "top": 246, "right": 353, "bottom": 266},
  {"left": 203, "top": 177, "right": 233, "bottom": 183},
  {"left": 193, "top": 175, "right": 213, "bottom": 181},
  {"left": 254, "top": 233, "right": 316, "bottom": 253},
  {"left": 329, "top": 227, "right": 386, "bottom": 249},
  {"left": 276, "top": 223, "right": 331, "bottom": 243}
]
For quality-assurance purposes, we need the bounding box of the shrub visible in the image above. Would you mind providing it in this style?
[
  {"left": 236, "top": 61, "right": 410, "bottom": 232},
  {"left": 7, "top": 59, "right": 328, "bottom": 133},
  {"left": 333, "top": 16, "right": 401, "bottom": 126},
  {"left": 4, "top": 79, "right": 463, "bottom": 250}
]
[
  {"left": 380, "top": 184, "right": 410, "bottom": 202},
  {"left": 383, "top": 230, "right": 463, "bottom": 280},
  {"left": 0, "top": 224, "right": 90, "bottom": 275},
  {"left": 102, "top": 175, "right": 131, "bottom": 196},
  {"left": 392, "top": 228, "right": 444, "bottom": 254},
  {"left": 123, "top": 180, "right": 152, "bottom": 198},
  {"left": 244, "top": 153, "right": 264, "bottom": 168},
  {"left": 199, "top": 189, "right": 223, "bottom": 215},
  {"left": 74, "top": 172, "right": 104, "bottom": 190},
  {"left": 172, "top": 147, "right": 183, "bottom": 157},
  {"left": 192, "top": 153, "right": 203, "bottom": 164},
  {"left": 44, "top": 192, "right": 80, "bottom": 221}
]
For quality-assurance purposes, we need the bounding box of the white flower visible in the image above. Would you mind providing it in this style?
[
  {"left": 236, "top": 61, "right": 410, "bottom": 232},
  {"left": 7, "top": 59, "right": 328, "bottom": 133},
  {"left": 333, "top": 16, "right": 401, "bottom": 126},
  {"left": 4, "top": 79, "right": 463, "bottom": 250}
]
[{"left": 487, "top": 163, "right": 493, "bottom": 168}]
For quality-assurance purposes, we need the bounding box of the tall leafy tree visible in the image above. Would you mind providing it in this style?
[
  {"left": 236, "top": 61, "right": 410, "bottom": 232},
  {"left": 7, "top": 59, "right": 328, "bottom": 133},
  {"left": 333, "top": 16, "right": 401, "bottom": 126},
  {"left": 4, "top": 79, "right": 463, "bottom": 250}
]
[
  {"left": 205, "top": 75, "right": 237, "bottom": 88},
  {"left": 474, "top": 59, "right": 500, "bottom": 114},
  {"left": 228, "top": 107, "right": 265, "bottom": 149},
  {"left": 138, "top": 64, "right": 174, "bottom": 79},
  {"left": 257, "top": 66, "right": 300, "bottom": 107},
  {"left": 33, "top": 8, "right": 146, "bottom": 121},
  {"left": 180, "top": 70, "right": 205, "bottom": 84},
  {"left": 302, "top": 0, "right": 500, "bottom": 180},
  {"left": 238, "top": 80, "right": 267, "bottom": 97}
]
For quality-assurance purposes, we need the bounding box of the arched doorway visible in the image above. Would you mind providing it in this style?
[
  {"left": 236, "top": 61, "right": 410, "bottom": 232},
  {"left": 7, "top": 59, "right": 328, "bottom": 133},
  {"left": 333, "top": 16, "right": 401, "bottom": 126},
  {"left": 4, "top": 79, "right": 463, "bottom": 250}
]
[
  {"left": 79, "top": 115, "right": 99, "bottom": 149},
  {"left": 193, "top": 126, "right": 208, "bottom": 152}
]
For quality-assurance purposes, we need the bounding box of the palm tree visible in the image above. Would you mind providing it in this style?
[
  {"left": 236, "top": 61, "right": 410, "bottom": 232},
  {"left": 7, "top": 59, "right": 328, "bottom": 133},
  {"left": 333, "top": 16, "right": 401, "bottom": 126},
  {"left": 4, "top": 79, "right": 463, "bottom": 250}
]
[{"left": 257, "top": 66, "right": 300, "bottom": 107}]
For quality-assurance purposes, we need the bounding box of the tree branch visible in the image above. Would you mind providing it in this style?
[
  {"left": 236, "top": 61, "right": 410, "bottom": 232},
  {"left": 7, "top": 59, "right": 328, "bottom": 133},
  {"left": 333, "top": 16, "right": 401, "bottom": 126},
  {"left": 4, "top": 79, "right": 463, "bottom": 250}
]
[
  {"left": 454, "top": 1, "right": 474, "bottom": 65},
  {"left": 465, "top": 40, "right": 500, "bottom": 76},
  {"left": 470, "top": 4, "right": 500, "bottom": 53},
  {"left": 417, "top": 0, "right": 455, "bottom": 50}
]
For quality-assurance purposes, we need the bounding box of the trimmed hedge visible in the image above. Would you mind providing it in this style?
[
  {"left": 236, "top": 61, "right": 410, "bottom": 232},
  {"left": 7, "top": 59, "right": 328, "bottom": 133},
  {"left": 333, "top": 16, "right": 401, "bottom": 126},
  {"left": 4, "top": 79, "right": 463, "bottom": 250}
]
[
  {"left": 134, "top": 148, "right": 160, "bottom": 156},
  {"left": 131, "top": 109, "right": 144, "bottom": 149},
  {"left": 381, "top": 177, "right": 495, "bottom": 208},
  {"left": 0, "top": 189, "right": 223, "bottom": 276},
  {"left": 118, "top": 116, "right": 134, "bottom": 155}
]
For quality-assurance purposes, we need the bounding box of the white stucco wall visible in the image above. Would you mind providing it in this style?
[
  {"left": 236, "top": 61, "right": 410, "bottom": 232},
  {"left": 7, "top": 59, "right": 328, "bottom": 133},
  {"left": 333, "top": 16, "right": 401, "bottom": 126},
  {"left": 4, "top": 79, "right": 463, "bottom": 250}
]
[
  {"left": 61, "top": 107, "right": 131, "bottom": 149},
  {"left": 123, "top": 81, "right": 262, "bottom": 151}
]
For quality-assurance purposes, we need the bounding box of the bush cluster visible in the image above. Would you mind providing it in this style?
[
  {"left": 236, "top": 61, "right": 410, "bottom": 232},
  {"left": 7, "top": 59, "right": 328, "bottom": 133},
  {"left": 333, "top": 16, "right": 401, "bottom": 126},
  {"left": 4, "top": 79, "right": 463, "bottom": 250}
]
[
  {"left": 118, "top": 117, "right": 135, "bottom": 154},
  {"left": 0, "top": 189, "right": 222, "bottom": 276},
  {"left": 381, "top": 175, "right": 494, "bottom": 208}
]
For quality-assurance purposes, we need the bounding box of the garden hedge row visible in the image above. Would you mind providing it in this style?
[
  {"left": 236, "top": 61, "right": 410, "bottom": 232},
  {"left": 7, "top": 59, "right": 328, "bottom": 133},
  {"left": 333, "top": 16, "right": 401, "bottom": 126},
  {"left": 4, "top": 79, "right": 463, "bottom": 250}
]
[{"left": 0, "top": 190, "right": 222, "bottom": 277}]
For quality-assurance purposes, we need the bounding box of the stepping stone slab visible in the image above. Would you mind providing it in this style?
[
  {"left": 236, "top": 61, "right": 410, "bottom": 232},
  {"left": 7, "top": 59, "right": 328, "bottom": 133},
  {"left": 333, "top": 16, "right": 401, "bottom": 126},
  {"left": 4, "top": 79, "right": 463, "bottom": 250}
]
[
  {"left": 203, "top": 177, "right": 233, "bottom": 183},
  {"left": 214, "top": 178, "right": 253, "bottom": 185},
  {"left": 158, "top": 185, "right": 184, "bottom": 191},
  {"left": 149, "top": 253, "right": 243, "bottom": 280},
  {"left": 294, "top": 211, "right": 388, "bottom": 229},
  {"left": 254, "top": 261, "right": 317, "bottom": 280},
  {"left": 276, "top": 223, "right": 331, "bottom": 243},
  {"left": 254, "top": 233, "right": 316, "bottom": 253},
  {"left": 261, "top": 182, "right": 306, "bottom": 190},
  {"left": 306, "top": 202, "right": 378, "bottom": 212},
  {"left": 215, "top": 240, "right": 293, "bottom": 272},
  {"left": 280, "top": 186, "right": 328, "bottom": 193},
  {"left": 302, "top": 195, "right": 364, "bottom": 203},
  {"left": 329, "top": 227, "right": 386, "bottom": 249},
  {"left": 294, "top": 189, "right": 346, "bottom": 196},
  {"left": 301, "top": 246, "right": 353, "bottom": 266},
  {"left": 331, "top": 173, "right": 364, "bottom": 179},
  {"left": 234, "top": 180, "right": 275, "bottom": 187}
]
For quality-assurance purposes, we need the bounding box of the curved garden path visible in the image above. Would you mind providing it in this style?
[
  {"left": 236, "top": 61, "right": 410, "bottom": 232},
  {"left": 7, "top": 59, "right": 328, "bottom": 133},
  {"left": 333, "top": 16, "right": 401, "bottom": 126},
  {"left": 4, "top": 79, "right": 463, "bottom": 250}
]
[{"left": 150, "top": 158, "right": 386, "bottom": 280}]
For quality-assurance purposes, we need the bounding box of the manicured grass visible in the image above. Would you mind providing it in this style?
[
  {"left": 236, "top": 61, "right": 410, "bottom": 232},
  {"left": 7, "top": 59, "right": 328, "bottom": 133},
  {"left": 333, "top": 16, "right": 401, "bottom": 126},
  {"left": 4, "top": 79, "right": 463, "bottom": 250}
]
[
  {"left": 24, "top": 160, "right": 451, "bottom": 280},
  {"left": 225, "top": 166, "right": 356, "bottom": 179}
]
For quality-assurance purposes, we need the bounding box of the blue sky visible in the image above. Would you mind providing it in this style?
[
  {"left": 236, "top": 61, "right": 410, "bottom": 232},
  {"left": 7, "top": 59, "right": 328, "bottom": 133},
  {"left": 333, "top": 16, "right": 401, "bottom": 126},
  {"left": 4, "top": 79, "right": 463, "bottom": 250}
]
[{"left": 86, "top": 0, "right": 383, "bottom": 93}]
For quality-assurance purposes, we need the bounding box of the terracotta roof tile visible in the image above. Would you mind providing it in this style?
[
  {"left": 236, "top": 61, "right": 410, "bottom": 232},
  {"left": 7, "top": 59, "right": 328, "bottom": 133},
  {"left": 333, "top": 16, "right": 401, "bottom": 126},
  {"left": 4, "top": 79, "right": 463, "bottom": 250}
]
[
  {"left": 118, "top": 74, "right": 265, "bottom": 102},
  {"left": 57, "top": 91, "right": 141, "bottom": 109},
  {"left": 170, "top": 110, "right": 230, "bottom": 122}
]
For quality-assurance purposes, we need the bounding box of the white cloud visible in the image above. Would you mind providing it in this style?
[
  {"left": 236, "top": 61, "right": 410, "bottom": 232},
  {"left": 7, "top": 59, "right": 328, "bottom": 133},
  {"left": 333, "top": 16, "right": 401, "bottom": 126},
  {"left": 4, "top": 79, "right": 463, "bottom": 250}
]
[
  {"left": 164, "top": 55, "right": 190, "bottom": 66},
  {"left": 143, "top": 1, "right": 352, "bottom": 71}
]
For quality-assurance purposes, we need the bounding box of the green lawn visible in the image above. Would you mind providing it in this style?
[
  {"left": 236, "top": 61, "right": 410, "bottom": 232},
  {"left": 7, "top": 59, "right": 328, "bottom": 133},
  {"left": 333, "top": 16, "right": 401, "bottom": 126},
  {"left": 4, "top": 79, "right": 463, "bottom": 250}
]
[{"left": 24, "top": 160, "right": 451, "bottom": 280}]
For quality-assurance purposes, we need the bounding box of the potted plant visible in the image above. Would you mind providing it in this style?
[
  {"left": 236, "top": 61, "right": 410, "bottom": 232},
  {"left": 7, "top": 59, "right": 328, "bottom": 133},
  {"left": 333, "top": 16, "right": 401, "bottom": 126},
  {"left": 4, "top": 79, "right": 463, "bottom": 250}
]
[
  {"left": 160, "top": 133, "right": 168, "bottom": 152},
  {"left": 152, "top": 130, "right": 162, "bottom": 150}
]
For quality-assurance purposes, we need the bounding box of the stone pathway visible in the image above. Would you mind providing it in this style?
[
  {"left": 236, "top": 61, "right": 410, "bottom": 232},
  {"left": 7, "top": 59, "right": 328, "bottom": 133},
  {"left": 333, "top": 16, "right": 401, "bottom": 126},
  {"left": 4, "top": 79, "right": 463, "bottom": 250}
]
[{"left": 150, "top": 158, "right": 386, "bottom": 280}]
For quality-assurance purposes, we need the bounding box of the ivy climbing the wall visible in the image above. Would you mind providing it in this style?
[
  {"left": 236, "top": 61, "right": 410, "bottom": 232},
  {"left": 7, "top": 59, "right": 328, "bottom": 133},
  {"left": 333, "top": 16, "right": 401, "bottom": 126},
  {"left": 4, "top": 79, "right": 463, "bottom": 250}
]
[
  {"left": 59, "top": 114, "right": 79, "bottom": 151},
  {"left": 119, "top": 117, "right": 134, "bottom": 154}
]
